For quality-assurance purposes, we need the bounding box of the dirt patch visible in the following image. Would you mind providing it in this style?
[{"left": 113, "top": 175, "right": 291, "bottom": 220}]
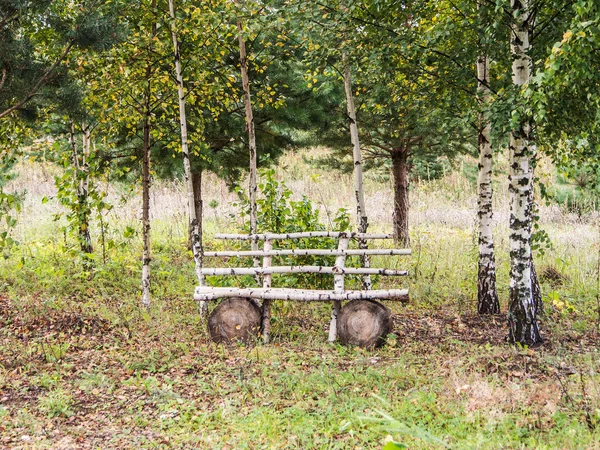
[
  {"left": 0, "top": 296, "right": 113, "bottom": 340},
  {"left": 393, "top": 310, "right": 506, "bottom": 346}
]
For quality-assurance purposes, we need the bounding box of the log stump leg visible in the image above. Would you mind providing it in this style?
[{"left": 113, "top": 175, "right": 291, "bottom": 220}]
[
  {"left": 337, "top": 300, "right": 392, "bottom": 348},
  {"left": 208, "top": 297, "right": 261, "bottom": 344}
]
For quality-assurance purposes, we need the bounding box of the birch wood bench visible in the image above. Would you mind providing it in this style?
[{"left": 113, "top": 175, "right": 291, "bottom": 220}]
[{"left": 194, "top": 231, "right": 410, "bottom": 347}]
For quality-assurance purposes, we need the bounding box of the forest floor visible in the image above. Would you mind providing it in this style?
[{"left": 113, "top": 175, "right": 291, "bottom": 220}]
[
  {"left": 2, "top": 293, "right": 600, "bottom": 449},
  {"left": 1, "top": 152, "right": 600, "bottom": 448}
]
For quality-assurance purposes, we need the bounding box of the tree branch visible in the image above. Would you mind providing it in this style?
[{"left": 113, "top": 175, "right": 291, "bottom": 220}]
[{"left": 0, "top": 41, "right": 75, "bottom": 120}]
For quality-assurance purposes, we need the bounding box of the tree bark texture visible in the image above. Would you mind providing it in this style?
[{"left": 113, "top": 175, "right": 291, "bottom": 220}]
[
  {"left": 507, "top": 0, "right": 542, "bottom": 346},
  {"left": 476, "top": 53, "right": 499, "bottom": 314},
  {"left": 237, "top": 17, "right": 259, "bottom": 265},
  {"left": 329, "top": 237, "right": 348, "bottom": 342},
  {"left": 141, "top": 106, "right": 151, "bottom": 309},
  {"left": 528, "top": 172, "right": 543, "bottom": 316},
  {"left": 391, "top": 148, "right": 410, "bottom": 246},
  {"left": 69, "top": 121, "right": 93, "bottom": 258},
  {"left": 141, "top": 16, "right": 156, "bottom": 309},
  {"left": 168, "top": 0, "right": 206, "bottom": 314},
  {"left": 343, "top": 64, "right": 371, "bottom": 289}
]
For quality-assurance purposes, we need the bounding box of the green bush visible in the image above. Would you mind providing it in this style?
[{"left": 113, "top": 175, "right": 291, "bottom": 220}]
[{"left": 227, "top": 168, "right": 352, "bottom": 290}]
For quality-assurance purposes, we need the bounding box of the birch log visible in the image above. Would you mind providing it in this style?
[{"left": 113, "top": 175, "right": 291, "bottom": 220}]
[
  {"left": 200, "top": 266, "right": 409, "bottom": 276},
  {"left": 208, "top": 297, "right": 261, "bottom": 344},
  {"left": 202, "top": 248, "right": 411, "bottom": 257},
  {"left": 476, "top": 50, "right": 499, "bottom": 314},
  {"left": 168, "top": 0, "right": 206, "bottom": 315},
  {"left": 338, "top": 300, "right": 392, "bottom": 348},
  {"left": 236, "top": 12, "right": 259, "bottom": 270},
  {"left": 507, "top": 0, "right": 542, "bottom": 346},
  {"left": 195, "top": 287, "right": 409, "bottom": 302},
  {"left": 215, "top": 232, "right": 394, "bottom": 240},
  {"left": 343, "top": 64, "right": 371, "bottom": 290}
]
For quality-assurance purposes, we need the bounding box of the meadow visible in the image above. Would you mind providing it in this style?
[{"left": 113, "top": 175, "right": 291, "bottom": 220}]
[{"left": 1, "top": 149, "right": 600, "bottom": 449}]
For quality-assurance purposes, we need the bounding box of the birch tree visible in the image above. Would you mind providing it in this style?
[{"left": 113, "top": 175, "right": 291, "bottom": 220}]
[
  {"left": 68, "top": 120, "right": 94, "bottom": 258},
  {"left": 236, "top": 3, "right": 258, "bottom": 254},
  {"left": 167, "top": 0, "right": 206, "bottom": 314},
  {"left": 343, "top": 64, "right": 371, "bottom": 288},
  {"left": 476, "top": 2, "right": 499, "bottom": 314},
  {"left": 507, "top": 0, "right": 542, "bottom": 346},
  {"left": 140, "top": 22, "right": 155, "bottom": 309}
]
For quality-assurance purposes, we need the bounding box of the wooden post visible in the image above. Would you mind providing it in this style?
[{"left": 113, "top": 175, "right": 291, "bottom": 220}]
[
  {"left": 262, "top": 239, "right": 272, "bottom": 343},
  {"left": 329, "top": 237, "right": 349, "bottom": 342}
]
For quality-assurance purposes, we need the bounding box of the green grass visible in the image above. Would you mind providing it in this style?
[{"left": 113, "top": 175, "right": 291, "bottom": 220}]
[{"left": 1, "top": 156, "right": 600, "bottom": 448}]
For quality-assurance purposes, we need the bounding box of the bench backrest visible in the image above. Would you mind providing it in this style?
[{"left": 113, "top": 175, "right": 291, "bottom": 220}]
[{"left": 200, "top": 231, "right": 410, "bottom": 292}]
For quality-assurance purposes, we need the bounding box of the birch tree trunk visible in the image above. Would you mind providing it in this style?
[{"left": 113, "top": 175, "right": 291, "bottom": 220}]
[
  {"left": 528, "top": 173, "right": 543, "bottom": 316},
  {"left": 343, "top": 64, "right": 371, "bottom": 290},
  {"left": 237, "top": 14, "right": 259, "bottom": 264},
  {"left": 140, "top": 17, "right": 156, "bottom": 310},
  {"left": 391, "top": 147, "right": 410, "bottom": 246},
  {"left": 189, "top": 170, "right": 203, "bottom": 253},
  {"left": 141, "top": 100, "right": 151, "bottom": 309},
  {"left": 168, "top": 0, "right": 205, "bottom": 314},
  {"left": 69, "top": 120, "right": 93, "bottom": 259},
  {"left": 507, "top": 0, "right": 542, "bottom": 345},
  {"left": 476, "top": 54, "right": 499, "bottom": 314}
]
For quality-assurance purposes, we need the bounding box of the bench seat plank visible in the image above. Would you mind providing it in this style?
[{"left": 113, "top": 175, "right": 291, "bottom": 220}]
[{"left": 194, "top": 287, "right": 409, "bottom": 302}]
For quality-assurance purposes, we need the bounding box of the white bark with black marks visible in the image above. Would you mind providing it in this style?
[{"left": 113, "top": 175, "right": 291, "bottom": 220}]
[
  {"left": 194, "top": 287, "right": 409, "bottom": 302},
  {"left": 343, "top": 64, "right": 371, "bottom": 290},
  {"left": 141, "top": 106, "right": 151, "bottom": 310},
  {"left": 476, "top": 52, "right": 499, "bottom": 314},
  {"left": 69, "top": 120, "right": 93, "bottom": 258},
  {"left": 329, "top": 237, "right": 348, "bottom": 342},
  {"left": 215, "top": 232, "right": 394, "bottom": 240},
  {"left": 237, "top": 14, "right": 259, "bottom": 268},
  {"left": 199, "top": 266, "right": 408, "bottom": 276},
  {"left": 508, "top": 0, "right": 542, "bottom": 345},
  {"left": 203, "top": 248, "right": 411, "bottom": 257},
  {"left": 141, "top": 14, "right": 156, "bottom": 310},
  {"left": 168, "top": 0, "right": 206, "bottom": 314}
]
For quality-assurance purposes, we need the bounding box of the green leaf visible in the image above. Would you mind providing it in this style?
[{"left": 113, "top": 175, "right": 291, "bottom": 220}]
[{"left": 383, "top": 442, "right": 407, "bottom": 450}]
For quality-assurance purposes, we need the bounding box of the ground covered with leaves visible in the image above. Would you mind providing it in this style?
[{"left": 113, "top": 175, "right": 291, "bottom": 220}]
[
  {"left": 2, "top": 158, "right": 600, "bottom": 448},
  {"left": 2, "top": 291, "right": 600, "bottom": 449}
]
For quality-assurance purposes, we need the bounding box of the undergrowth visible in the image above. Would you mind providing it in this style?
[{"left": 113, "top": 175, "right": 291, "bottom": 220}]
[{"left": 1, "top": 156, "right": 600, "bottom": 448}]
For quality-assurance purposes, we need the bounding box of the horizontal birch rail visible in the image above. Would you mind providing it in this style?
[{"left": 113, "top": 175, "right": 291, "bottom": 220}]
[
  {"left": 203, "top": 248, "right": 412, "bottom": 257},
  {"left": 194, "top": 286, "right": 410, "bottom": 302},
  {"left": 215, "top": 232, "right": 393, "bottom": 240},
  {"left": 200, "top": 266, "right": 409, "bottom": 276}
]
